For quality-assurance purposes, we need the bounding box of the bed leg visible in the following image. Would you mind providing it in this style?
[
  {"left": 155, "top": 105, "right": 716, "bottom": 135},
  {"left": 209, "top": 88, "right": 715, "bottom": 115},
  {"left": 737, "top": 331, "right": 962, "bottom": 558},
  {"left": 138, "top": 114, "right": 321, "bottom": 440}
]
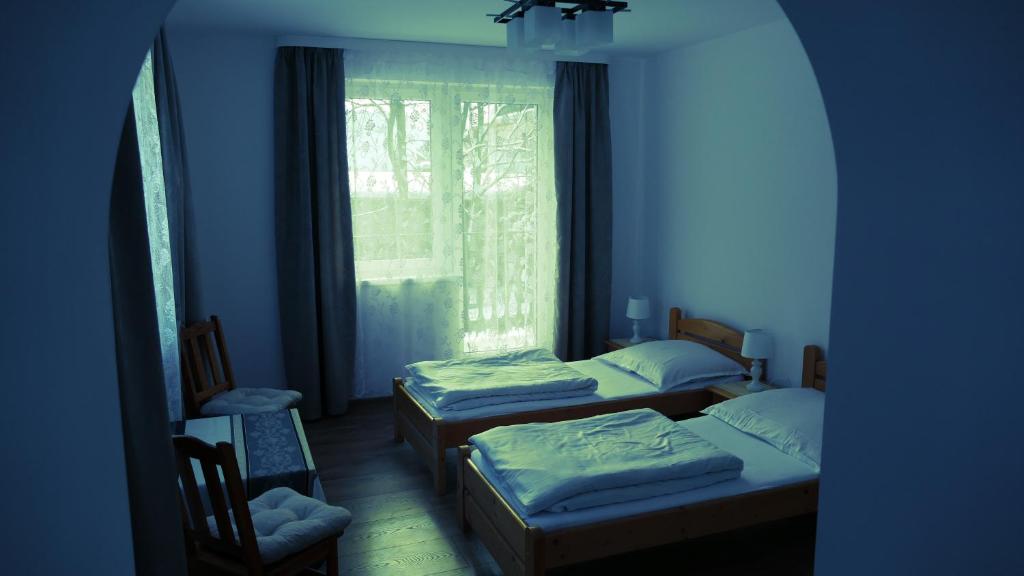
[
  {"left": 434, "top": 445, "right": 447, "bottom": 495},
  {"left": 456, "top": 446, "right": 471, "bottom": 532},
  {"left": 393, "top": 414, "right": 404, "bottom": 444},
  {"left": 525, "top": 528, "right": 545, "bottom": 576},
  {"left": 392, "top": 378, "right": 404, "bottom": 444},
  {"left": 326, "top": 538, "right": 339, "bottom": 576}
]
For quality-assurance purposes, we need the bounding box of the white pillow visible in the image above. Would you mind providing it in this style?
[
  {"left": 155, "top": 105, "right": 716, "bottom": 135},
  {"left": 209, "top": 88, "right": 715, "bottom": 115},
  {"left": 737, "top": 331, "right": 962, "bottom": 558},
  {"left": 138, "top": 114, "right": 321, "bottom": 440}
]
[
  {"left": 701, "top": 387, "right": 825, "bottom": 471},
  {"left": 596, "top": 340, "right": 748, "bottom": 390}
]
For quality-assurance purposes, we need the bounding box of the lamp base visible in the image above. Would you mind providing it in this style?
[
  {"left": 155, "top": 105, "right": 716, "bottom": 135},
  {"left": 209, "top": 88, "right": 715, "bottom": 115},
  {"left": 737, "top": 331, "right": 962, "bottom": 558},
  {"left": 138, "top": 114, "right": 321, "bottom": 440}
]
[
  {"left": 629, "top": 319, "right": 643, "bottom": 343},
  {"left": 745, "top": 379, "right": 768, "bottom": 392},
  {"left": 746, "top": 359, "right": 766, "bottom": 392}
]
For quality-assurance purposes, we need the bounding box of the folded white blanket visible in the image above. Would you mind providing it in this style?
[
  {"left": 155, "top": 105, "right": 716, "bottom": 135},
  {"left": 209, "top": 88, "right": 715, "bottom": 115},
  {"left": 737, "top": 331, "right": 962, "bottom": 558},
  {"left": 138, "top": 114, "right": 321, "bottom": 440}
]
[
  {"left": 406, "top": 348, "right": 598, "bottom": 412},
  {"left": 471, "top": 408, "right": 743, "bottom": 514},
  {"left": 550, "top": 469, "right": 740, "bottom": 512}
]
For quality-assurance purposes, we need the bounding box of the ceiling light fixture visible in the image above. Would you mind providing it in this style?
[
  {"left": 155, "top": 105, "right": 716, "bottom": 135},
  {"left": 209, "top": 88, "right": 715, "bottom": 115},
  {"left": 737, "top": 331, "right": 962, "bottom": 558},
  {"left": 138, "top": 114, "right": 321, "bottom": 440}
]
[{"left": 490, "top": 1, "right": 629, "bottom": 54}]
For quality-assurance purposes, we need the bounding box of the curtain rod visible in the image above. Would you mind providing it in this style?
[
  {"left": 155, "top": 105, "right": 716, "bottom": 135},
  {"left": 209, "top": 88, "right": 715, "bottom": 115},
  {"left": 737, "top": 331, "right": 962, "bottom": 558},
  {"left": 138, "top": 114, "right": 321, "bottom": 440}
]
[{"left": 276, "top": 35, "right": 611, "bottom": 64}]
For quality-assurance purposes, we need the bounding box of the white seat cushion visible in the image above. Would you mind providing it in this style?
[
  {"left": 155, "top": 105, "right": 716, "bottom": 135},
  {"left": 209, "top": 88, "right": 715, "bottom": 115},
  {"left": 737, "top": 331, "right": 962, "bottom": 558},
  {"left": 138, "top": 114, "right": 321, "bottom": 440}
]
[
  {"left": 200, "top": 387, "right": 302, "bottom": 416},
  {"left": 207, "top": 487, "right": 352, "bottom": 563}
]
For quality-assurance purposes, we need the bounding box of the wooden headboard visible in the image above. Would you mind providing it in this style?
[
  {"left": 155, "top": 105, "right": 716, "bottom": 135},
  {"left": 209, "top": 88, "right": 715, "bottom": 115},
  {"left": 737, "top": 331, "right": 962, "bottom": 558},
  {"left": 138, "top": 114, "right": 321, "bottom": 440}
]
[
  {"left": 668, "top": 307, "right": 751, "bottom": 371},
  {"left": 801, "top": 345, "right": 827, "bottom": 391}
]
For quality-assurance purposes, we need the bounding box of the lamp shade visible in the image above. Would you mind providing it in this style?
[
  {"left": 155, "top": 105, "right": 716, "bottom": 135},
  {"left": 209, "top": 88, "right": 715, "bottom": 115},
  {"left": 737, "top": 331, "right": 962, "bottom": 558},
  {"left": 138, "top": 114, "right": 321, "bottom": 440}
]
[
  {"left": 576, "top": 9, "right": 613, "bottom": 48},
  {"left": 555, "top": 17, "right": 576, "bottom": 51},
  {"left": 506, "top": 17, "right": 525, "bottom": 49},
  {"left": 524, "top": 5, "right": 562, "bottom": 49},
  {"left": 741, "top": 329, "right": 772, "bottom": 359},
  {"left": 626, "top": 297, "right": 650, "bottom": 320}
]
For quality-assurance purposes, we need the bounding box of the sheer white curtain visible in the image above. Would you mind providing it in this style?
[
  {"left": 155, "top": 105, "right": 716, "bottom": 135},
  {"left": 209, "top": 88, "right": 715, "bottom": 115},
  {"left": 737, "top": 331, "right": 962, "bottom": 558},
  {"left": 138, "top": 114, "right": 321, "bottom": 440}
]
[
  {"left": 133, "top": 51, "right": 183, "bottom": 420},
  {"left": 345, "top": 48, "right": 558, "bottom": 398}
]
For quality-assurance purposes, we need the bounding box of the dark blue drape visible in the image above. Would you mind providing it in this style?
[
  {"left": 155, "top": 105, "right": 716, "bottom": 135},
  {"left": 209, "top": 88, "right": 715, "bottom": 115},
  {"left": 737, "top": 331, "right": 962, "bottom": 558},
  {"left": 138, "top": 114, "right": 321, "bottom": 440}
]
[
  {"left": 152, "top": 28, "right": 202, "bottom": 326},
  {"left": 554, "top": 61, "right": 614, "bottom": 360},
  {"left": 274, "top": 47, "right": 356, "bottom": 418},
  {"left": 109, "top": 102, "right": 188, "bottom": 575}
]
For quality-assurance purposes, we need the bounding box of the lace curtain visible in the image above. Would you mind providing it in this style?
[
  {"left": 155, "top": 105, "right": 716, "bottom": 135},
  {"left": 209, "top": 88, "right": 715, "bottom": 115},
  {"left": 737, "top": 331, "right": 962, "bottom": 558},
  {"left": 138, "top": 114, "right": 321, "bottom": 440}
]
[
  {"left": 345, "top": 48, "right": 558, "bottom": 397},
  {"left": 132, "top": 51, "right": 182, "bottom": 420}
]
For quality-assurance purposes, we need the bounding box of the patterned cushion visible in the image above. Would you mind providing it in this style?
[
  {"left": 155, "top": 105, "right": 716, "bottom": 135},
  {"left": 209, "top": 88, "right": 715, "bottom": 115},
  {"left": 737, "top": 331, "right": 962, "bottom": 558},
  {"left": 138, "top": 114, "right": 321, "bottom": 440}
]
[
  {"left": 207, "top": 487, "right": 351, "bottom": 563},
  {"left": 200, "top": 387, "right": 302, "bottom": 416}
]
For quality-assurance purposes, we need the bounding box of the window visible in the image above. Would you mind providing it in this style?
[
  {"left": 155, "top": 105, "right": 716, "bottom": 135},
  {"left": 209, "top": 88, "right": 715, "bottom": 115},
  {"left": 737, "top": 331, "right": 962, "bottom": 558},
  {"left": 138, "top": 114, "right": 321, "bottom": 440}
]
[
  {"left": 345, "top": 61, "right": 556, "bottom": 355},
  {"left": 347, "top": 96, "right": 439, "bottom": 279},
  {"left": 459, "top": 99, "right": 543, "bottom": 351}
]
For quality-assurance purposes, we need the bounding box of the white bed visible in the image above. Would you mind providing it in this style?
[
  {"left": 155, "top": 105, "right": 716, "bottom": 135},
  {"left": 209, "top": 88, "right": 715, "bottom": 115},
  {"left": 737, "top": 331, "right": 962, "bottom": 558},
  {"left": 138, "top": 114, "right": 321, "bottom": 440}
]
[
  {"left": 456, "top": 344, "right": 829, "bottom": 576},
  {"left": 405, "top": 358, "right": 741, "bottom": 422},
  {"left": 469, "top": 414, "right": 819, "bottom": 531}
]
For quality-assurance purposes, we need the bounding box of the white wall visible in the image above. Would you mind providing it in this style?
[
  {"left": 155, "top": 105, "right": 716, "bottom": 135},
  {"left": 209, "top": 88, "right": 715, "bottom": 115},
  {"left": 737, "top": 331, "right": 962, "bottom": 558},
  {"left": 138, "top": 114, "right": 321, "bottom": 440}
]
[
  {"left": 168, "top": 29, "right": 287, "bottom": 389},
  {"left": 639, "top": 18, "right": 837, "bottom": 386}
]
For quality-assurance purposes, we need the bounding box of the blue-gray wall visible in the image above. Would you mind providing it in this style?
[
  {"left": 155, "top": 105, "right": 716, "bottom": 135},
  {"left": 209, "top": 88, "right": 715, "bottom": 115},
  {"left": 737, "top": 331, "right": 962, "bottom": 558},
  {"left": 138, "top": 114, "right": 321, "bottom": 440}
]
[
  {"left": 637, "top": 18, "right": 837, "bottom": 387},
  {"left": 778, "top": 0, "right": 1024, "bottom": 573},
  {"left": 168, "top": 29, "right": 287, "bottom": 390},
  {"left": 609, "top": 56, "right": 651, "bottom": 339},
  {"left": 0, "top": 1, "right": 175, "bottom": 573}
]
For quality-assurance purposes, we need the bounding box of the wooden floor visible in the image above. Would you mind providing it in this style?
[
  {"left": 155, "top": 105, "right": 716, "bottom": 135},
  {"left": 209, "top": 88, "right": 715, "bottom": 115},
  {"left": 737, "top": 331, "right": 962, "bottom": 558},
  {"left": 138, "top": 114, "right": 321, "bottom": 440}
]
[{"left": 305, "top": 399, "right": 817, "bottom": 576}]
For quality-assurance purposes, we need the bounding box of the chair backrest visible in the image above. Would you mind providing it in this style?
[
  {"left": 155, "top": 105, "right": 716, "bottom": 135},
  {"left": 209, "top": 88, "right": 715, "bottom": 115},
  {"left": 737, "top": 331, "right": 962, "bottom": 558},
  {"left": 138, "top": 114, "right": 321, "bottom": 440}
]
[
  {"left": 180, "top": 315, "right": 236, "bottom": 417},
  {"left": 173, "top": 435, "right": 263, "bottom": 572}
]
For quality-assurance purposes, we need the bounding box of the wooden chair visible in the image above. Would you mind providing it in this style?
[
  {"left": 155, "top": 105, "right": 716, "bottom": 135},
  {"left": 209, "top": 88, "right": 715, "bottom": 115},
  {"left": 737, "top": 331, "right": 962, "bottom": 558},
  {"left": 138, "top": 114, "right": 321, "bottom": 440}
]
[
  {"left": 174, "top": 435, "right": 350, "bottom": 576},
  {"left": 180, "top": 315, "right": 301, "bottom": 418}
]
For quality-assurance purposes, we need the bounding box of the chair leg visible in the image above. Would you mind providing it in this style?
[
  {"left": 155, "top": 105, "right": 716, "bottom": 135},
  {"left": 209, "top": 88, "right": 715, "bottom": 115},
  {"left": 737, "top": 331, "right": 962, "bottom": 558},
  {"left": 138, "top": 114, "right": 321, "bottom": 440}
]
[{"left": 326, "top": 540, "right": 339, "bottom": 576}]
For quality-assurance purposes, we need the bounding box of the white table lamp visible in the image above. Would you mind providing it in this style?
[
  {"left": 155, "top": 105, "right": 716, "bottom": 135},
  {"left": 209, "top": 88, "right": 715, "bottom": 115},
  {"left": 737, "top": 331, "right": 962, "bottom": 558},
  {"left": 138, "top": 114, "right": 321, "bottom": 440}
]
[
  {"left": 741, "top": 329, "right": 772, "bottom": 392},
  {"left": 626, "top": 297, "right": 651, "bottom": 343}
]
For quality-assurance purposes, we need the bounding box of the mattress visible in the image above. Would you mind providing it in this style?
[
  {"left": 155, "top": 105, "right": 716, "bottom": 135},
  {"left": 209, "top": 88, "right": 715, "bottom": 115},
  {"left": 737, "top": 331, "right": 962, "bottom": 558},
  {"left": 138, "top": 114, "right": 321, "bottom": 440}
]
[
  {"left": 405, "top": 358, "right": 739, "bottom": 422},
  {"left": 470, "top": 414, "right": 819, "bottom": 532}
]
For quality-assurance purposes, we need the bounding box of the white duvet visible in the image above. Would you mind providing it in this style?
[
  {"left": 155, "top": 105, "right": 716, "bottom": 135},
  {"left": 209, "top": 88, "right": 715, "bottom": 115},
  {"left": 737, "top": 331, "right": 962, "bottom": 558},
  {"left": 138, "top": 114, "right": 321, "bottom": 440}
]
[
  {"left": 405, "top": 348, "right": 598, "bottom": 412},
  {"left": 470, "top": 408, "right": 743, "bottom": 514}
]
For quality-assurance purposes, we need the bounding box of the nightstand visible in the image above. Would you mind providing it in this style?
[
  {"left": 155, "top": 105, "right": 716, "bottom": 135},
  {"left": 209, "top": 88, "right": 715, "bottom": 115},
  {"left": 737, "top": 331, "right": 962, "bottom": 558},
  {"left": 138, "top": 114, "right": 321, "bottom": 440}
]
[
  {"left": 604, "top": 337, "right": 655, "bottom": 352},
  {"left": 707, "top": 380, "right": 776, "bottom": 403}
]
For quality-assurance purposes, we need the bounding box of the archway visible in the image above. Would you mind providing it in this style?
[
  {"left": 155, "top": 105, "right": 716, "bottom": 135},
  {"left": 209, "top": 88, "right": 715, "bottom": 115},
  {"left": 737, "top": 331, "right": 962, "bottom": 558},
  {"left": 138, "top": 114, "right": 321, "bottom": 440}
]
[{"left": 1, "top": 2, "right": 843, "bottom": 573}]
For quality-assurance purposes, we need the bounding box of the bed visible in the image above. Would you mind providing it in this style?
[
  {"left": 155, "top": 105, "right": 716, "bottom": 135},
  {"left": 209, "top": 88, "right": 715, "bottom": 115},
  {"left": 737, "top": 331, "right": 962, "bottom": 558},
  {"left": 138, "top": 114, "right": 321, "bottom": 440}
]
[
  {"left": 456, "top": 345, "right": 828, "bottom": 576},
  {"left": 393, "top": 307, "right": 754, "bottom": 494}
]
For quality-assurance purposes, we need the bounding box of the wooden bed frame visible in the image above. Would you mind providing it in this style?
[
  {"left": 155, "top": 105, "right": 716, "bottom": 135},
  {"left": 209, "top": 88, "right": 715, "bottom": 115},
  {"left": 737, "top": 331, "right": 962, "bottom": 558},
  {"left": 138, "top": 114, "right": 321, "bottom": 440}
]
[
  {"left": 393, "top": 307, "right": 754, "bottom": 494},
  {"left": 455, "top": 344, "right": 827, "bottom": 576}
]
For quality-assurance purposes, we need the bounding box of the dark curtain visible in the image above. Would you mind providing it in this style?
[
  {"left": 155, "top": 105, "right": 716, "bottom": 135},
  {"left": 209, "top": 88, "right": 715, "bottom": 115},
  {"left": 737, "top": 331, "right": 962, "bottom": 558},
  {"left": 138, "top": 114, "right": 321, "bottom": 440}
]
[
  {"left": 152, "top": 28, "right": 202, "bottom": 325},
  {"left": 554, "top": 61, "right": 614, "bottom": 361},
  {"left": 274, "top": 46, "right": 356, "bottom": 418},
  {"left": 109, "top": 103, "right": 188, "bottom": 576}
]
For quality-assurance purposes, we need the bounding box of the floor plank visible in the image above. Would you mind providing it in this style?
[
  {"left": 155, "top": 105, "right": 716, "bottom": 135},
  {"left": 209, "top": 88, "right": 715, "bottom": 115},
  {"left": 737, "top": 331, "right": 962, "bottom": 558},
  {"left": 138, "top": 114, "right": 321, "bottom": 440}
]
[
  {"left": 343, "top": 509, "right": 462, "bottom": 555},
  {"left": 340, "top": 536, "right": 470, "bottom": 576},
  {"left": 338, "top": 487, "right": 451, "bottom": 523},
  {"left": 309, "top": 398, "right": 815, "bottom": 576}
]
